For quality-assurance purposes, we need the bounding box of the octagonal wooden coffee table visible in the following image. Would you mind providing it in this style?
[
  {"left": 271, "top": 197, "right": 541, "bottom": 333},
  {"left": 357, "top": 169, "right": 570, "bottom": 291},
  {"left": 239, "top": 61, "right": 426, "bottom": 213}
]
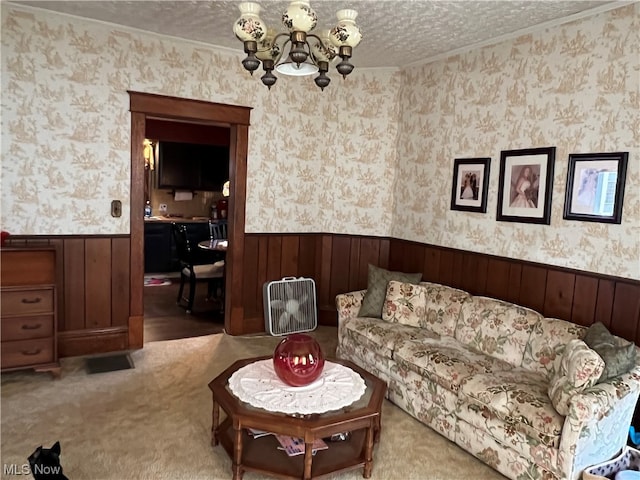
[{"left": 208, "top": 356, "right": 386, "bottom": 480}]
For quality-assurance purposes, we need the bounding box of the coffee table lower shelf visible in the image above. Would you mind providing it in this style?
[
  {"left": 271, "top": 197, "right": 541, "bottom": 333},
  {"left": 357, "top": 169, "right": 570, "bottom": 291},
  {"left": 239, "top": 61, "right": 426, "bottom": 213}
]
[{"left": 218, "top": 418, "right": 369, "bottom": 480}]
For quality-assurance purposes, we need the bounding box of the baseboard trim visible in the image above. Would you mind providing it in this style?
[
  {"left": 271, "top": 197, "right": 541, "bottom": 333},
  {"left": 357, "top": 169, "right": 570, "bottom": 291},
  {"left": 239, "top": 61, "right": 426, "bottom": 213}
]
[{"left": 58, "top": 327, "right": 129, "bottom": 358}]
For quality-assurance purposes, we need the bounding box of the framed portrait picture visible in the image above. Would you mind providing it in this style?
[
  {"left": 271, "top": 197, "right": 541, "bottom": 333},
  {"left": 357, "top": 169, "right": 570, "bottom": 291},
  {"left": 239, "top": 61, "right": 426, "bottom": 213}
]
[
  {"left": 563, "top": 152, "right": 628, "bottom": 224},
  {"left": 450, "top": 157, "right": 491, "bottom": 213},
  {"left": 496, "top": 147, "right": 555, "bottom": 224}
]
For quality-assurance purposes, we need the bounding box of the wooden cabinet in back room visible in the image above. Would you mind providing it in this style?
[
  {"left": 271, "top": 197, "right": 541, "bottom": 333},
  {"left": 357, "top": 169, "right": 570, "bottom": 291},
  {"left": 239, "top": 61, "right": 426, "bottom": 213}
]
[{"left": 144, "top": 221, "right": 210, "bottom": 273}]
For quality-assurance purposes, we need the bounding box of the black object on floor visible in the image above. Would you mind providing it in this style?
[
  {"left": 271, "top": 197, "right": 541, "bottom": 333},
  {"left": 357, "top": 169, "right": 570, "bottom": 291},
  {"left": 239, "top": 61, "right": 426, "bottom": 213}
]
[{"left": 85, "top": 353, "right": 134, "bottom": 374}]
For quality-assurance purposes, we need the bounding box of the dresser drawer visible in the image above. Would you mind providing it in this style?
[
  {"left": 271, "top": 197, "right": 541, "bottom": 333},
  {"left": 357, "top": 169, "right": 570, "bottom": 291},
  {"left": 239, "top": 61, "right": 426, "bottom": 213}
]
[
  {"left": 1, "top": 338, "right": 54, "bottom": 368},
  {"left": 1, "top": 288, "right": 54, "bottom": 316},
  {"left": 1, "top": 315, "right": 54, "bottom": 341}
]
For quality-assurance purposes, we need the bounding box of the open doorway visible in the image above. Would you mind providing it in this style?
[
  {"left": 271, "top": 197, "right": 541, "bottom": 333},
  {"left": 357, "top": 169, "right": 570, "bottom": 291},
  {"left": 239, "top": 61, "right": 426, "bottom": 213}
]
[
  {"left": 142, "top": 119, "right": 230, "bottom": 342},
  {"left": 128, "top": 92, "right": 252, "bottom": 349}
]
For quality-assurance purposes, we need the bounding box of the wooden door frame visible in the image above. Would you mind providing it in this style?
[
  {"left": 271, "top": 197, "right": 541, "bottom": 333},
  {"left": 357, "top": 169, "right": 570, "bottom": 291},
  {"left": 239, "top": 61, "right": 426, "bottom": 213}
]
[{"left": 128, "top": 91, "right": 252, "bottom": 347}]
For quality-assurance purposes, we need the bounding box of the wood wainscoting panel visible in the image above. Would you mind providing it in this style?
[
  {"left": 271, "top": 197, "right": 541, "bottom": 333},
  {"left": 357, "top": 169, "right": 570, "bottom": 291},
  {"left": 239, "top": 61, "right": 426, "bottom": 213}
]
[
  {"left": 484, "top": 258, "right": 512, "bottom": 301},
  {"left": 437, "top": 249, "right": 456, "bottom": 288},
  {"left": 387, "top": 239, "right": 640, "bottom": 344},
  {"left": 518, "top": 265, "right": 548, "bottom": 314},
  {"left": 506, "top": 264, "right": 523, "bottom": 305},
  {"left": 61, "top": 237, "right": 131, "bottom": 352},
  {"left": 594, "top": 279, "right": 616, "bottom": 330},
  {"left": 317, "top": 235, "right": 333, "bottom": 317},
  {"left": 611, "top": 282, "right": 640, "bottom": 344},
  {"left": 9, "top": 233, "right": 640, "bottom": 351},
  {"left": 544, "top": 270, "right": 576, "bottom": 321},
  {"left": 329, "top": 236, "right": 353, "bottom": 308},
  {"left": 6, "top": 236, "right": 133, "bottom": 357},
  {"left": 570, "top": 276, "right": 598, "bottom": 326},
  {"left": 63, "top": 238, "right": 86, "bottom": 332},
  {"left": 243, "top": 234, "right": 389, "bottom": 328},
  {"left": 85, "top": 238, "right": 112, "bottom": 329}
]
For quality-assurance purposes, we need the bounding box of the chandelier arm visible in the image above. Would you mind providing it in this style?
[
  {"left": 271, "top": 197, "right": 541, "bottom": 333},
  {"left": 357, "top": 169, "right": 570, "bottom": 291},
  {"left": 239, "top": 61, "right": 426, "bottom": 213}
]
[
  {"left": 272, "top": 32, "right": 291, "bottom": 45},
  {"left": 306, "top": 33, "right": 328, "bottom": 50},
  {"left": 303, "top": 40, "right": 319, "bottom": 67},
  {"left": 277, "top": 36, "right": 292, "bottom": 53}
]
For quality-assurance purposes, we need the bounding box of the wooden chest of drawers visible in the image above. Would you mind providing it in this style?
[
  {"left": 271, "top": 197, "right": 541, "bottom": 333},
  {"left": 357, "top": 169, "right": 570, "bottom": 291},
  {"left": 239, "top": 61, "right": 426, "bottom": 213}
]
[{"left": 1, "top": 247, "right": 60, "bottom": 377}]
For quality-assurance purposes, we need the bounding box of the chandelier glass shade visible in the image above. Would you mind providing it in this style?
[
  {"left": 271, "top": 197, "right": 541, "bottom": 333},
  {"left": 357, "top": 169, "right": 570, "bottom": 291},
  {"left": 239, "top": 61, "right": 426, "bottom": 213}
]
[{"left": 233, "top": 1, "right": 362, "bottom": 90}]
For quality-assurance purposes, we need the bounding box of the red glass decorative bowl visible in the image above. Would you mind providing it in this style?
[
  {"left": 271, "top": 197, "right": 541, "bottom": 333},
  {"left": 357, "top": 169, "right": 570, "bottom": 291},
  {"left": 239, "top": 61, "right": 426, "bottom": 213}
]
[{"left": 273, "top": 333, "right": 325, "bottom": 387}]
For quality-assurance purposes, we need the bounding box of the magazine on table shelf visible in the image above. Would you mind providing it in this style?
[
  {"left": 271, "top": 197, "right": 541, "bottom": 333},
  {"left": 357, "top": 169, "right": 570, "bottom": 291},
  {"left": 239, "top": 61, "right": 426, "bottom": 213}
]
[
  {"left": 275, "top": 435, "right": 328, "bottom": 456},
  {"left": 246, "top": 428, "right": 273, "bottom": 438}
]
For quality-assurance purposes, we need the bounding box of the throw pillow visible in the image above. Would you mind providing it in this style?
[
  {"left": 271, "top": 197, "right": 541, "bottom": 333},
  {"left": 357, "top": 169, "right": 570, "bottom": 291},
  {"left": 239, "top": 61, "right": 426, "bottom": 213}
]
[
  {"left": 583, "top": 322, "right": 637, "bottom": 382},
  {"left": 381, "top": 281, "right": 427, "bottom": 328},
  {"left": 358, "top": 264, "right": 422, "bottom": 319},
  {"left": 548, "top": 339, "right": 605, "bottom": 416}
]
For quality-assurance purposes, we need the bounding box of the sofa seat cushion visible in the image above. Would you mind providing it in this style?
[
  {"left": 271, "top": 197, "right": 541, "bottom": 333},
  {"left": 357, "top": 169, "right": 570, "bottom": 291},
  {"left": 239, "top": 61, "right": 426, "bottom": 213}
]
[
  {"left": 341, "top": 317, "right": 439, "bottom": 360},
  {"left": 459, "top": 369, "right": 564, "bottom": 449},
  {"left": 455, "top": 296, "right": 542, "bottom": 367},
  {"left": 388, "top": 373, "right": 459, "bottom": 442},
  {"left": 393, "top": 336, "right": 513, "bottom": 394}
]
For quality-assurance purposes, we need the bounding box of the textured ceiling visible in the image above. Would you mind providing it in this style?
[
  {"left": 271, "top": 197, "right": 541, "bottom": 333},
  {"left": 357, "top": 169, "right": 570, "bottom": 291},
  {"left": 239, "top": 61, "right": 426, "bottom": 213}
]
[{"left": 11, "top": 1, "right": 620, "bottom": 68}]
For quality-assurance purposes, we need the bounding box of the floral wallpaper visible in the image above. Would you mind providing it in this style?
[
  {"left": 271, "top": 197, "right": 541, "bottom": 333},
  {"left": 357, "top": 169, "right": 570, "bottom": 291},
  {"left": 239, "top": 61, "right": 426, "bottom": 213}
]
[
  {"left": 1, "top": 4, "right": 638, "bottom": 280},
  {"left": 0, "top": 4, "right": 399, "bottom": 237},
  {"left": 394, "top": 3, "right": 639, "bottom": 279}
]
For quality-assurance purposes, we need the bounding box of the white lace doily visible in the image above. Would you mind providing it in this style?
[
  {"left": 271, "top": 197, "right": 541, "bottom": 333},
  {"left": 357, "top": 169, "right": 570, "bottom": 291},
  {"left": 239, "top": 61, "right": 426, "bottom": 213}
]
[{"left": 228, "top": 359, "right": 366, "bottom": 415}]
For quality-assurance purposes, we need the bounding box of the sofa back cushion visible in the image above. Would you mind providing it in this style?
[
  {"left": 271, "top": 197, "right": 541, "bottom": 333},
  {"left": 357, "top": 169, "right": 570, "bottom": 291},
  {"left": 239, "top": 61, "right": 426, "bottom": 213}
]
[
  {"left": 418, "top": 281, "right": 470, "bottom": 337},
  {"left": 381, "top": 281, "right": 470, "bottom": 336},
  {"left": 381, "top": 281, "right": 427, "bottom": 328},
  {"left": 521, "top": 317, "right": 586, "bottom": 379},
  {"left": 455, "top": 296, "right": 542, "bottom": 366}
]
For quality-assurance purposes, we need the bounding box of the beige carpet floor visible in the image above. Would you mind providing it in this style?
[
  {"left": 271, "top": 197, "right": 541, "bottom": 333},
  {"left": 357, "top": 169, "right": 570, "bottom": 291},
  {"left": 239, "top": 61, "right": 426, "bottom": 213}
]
[{"left": 1, "top": 327, "right": 506, "bottom": 480}]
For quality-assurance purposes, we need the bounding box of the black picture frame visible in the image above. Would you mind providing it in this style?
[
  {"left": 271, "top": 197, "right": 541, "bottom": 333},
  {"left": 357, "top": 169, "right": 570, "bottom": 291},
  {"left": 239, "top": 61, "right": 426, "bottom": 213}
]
[
  {"left": 496, "top": 146, "right": 555, "bottom": 224},
  {"left": 450, "top": 157, "right": 491, "bottom": 213},
  {"left": 563, "top": 152, "right": 628, "bottom": 224}
]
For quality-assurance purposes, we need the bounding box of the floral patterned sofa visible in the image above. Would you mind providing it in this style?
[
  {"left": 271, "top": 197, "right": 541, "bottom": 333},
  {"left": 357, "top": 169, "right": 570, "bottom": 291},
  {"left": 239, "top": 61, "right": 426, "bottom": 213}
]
[{"left": 336, "top": 280, "right": 640, "bottom": 480}]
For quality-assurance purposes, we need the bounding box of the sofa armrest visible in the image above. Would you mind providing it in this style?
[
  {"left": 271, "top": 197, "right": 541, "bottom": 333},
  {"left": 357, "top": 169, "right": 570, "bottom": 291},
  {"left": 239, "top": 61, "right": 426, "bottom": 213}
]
[
  {"left": 558, "top": 365, "right": 640, "bottom": 480},
  {"left": 335, "top": 290, "right": 367, "bottom": 323}
]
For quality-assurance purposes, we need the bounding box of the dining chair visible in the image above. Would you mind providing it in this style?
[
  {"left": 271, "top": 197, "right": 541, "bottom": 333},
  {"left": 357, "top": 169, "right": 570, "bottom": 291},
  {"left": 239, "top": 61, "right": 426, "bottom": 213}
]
[
  {"left": 208, "top": 219, "right": 228, "bottom": 240},
  {"left": 171, "top": 223, "right": 224, "bottom": 313}
]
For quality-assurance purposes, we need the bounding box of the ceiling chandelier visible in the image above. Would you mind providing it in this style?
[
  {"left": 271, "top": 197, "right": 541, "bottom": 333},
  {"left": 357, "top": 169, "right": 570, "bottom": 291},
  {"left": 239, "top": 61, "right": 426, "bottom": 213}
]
[{"left": 233, "top": 1, "right": 362, "bottom": 91}]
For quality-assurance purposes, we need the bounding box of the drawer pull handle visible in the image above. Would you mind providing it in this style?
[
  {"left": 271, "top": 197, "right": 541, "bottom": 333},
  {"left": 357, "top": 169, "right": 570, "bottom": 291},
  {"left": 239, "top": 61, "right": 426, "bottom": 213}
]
[
  {"left": 21, "top": 297, "right": 42, "bottom": 304},
  {"left": 22, "top": 349, "right": 42, "bottom": 356},
  {"left": 21, "top": 324, "right": 42, "bottom": 330}
]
